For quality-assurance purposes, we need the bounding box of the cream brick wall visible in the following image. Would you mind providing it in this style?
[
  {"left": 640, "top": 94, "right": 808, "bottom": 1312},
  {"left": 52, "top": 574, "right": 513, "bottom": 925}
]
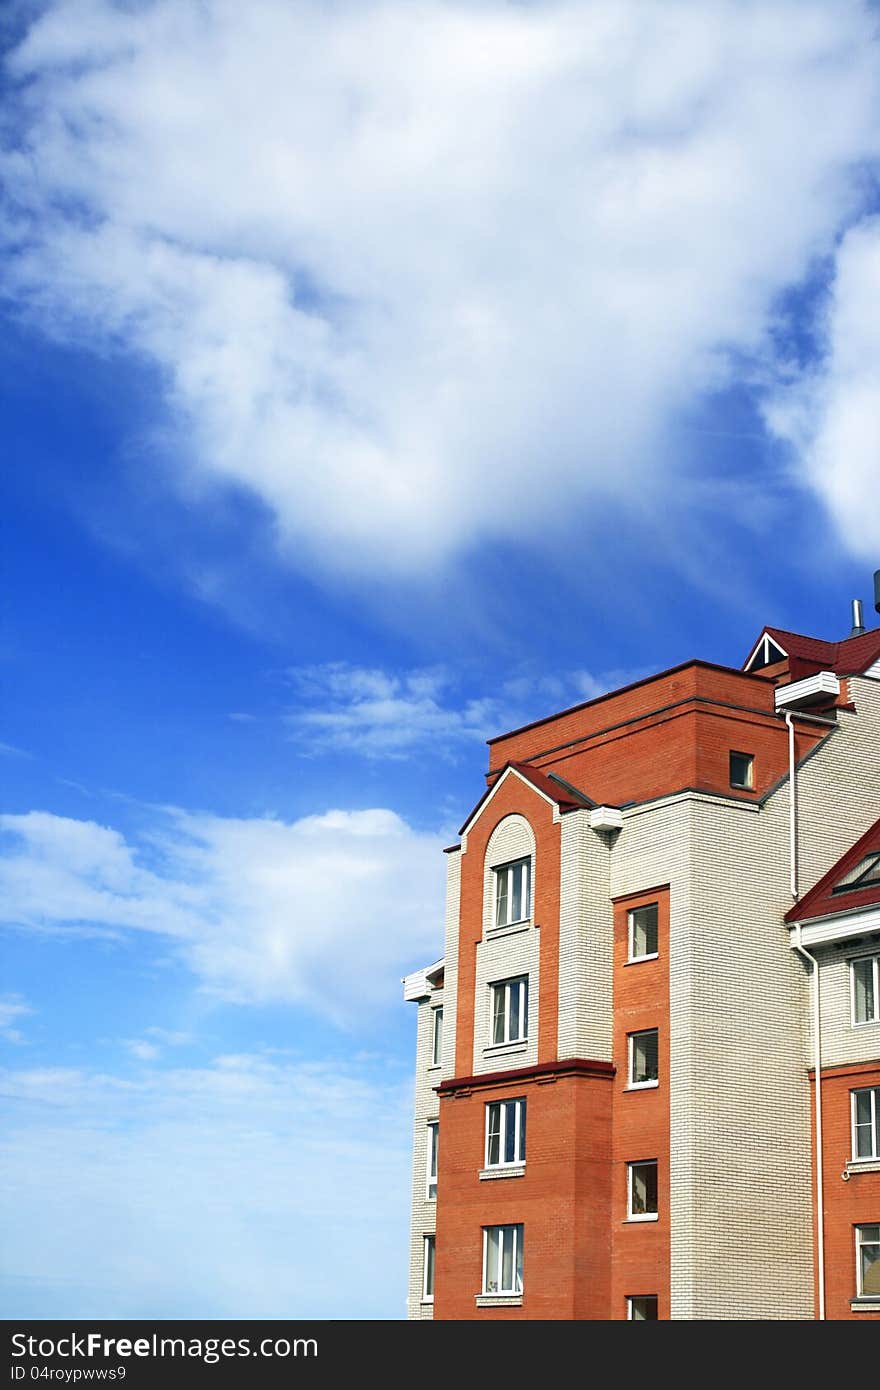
[
  {"left": 405, "top": 990, "right": 440, "bottom": 1320},
  {"left": 677, "top": 796, "right": 812, "bottom": 1319},
  {"left": 795, "top": 680, "right": 880, "bottom": 895},
  {"left": 405, "top": 850, "right": 461, "bottom": 1318},
  {"left": 470, "top": 814, "right": 541, "bottom": 1074},
  {"left": 441, "top": 852, "right": 461, "bottom": 1082},
  {"left": 557, "top": 809, "right": 613, "bottom": 1060},
  {"left": 815, "top": 943, "right": 880, "bottom": 1068},
  {"left": 472, "top": 924, "right": 540, "bottom": 1074}
]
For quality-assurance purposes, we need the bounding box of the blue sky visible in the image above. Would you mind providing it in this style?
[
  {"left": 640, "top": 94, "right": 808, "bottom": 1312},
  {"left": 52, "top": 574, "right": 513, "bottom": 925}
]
[{"left": 2, "top": 0, "right": 880, "bottom": 1319}]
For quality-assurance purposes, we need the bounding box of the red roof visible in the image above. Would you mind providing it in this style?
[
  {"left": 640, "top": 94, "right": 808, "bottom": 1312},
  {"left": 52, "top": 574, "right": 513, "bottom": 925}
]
[
  {"left": 786, "top": 814, "right": 880, "bottom": 923},
  {"left": 459, "top": 760, "right": 593, "bottom": 835},
  {"left": 751, "top": 625, "right": 880, "bottom": 681}
]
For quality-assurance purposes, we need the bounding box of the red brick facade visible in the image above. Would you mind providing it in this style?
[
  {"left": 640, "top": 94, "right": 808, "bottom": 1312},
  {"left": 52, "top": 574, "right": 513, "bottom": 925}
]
[
  {"left": 434, "top": 1064, "right": 613, "bottom": 1319},
  {"left": 811, "top": 1060, "right": 880, "bottom": 1320},
  {"left": 610, "top": 887, "right": 670, "bottom": 1319}
]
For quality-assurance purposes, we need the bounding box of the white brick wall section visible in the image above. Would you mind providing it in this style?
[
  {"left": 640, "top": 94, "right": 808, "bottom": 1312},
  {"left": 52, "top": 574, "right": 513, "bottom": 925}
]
[
  {"left": 558, "top": 809, "right": 613, "bottom": 1060},
  {"left": 814, "top": 944, "right": 880, "bottom": 1067},
  {"left": 405, "top": 994, "right": 439, "bottom": 1320},
  {"left": 794, "top": 680, "right": 880, "bottom": 895},
  {"left": 686, "top": 798, "right": 812, "bottom": 1320},
  {"left": 441, "top": 851, "right": 461, "bottom": 1082},
  {"left": 472, "top": 923, "right": 540, "bottom": 1074},
  {"left": 470, "top": 815, "right": 541, "bottom": 1075}
]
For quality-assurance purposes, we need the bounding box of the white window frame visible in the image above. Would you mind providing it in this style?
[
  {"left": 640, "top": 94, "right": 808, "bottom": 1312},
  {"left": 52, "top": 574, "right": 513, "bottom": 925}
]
[
  {"left": 482, "top": 1223, "right": 524, "bottom": 1296},
  {"left": 850, "top": 954, "right": 880, "bottom": 1026},
  {"left": 627, "top": 1160, "right": 659, "bottom": 1222},
  {"left": 426, "top": 1121, "right": 438, "bottom": 1200},
  {"left": 852, "top": 1087, "right": 880, "bottom": 1161},
  {"left": 431, "top": 1006, "right": 443, "bottom": 1066},
  {"left": 627, "top": 903, "right": 659, "bottom": 963},
  {"left": 627, "top": 1029, "right": 659, "bottom": 1090},
  {"left": 490, "top": 976, "right": 529, "bottom": 1046},
  {"left": 485, "top": 1098, "right": 526, "bottom": 1168},
  {"left": 423, "top": 1234, "right": 435, "bottom": 1302},
  {"left": 494, "top": 857, "right": 531, "bottom": 928},
  {"left": 855, "top": 1224, "right": 880, "bottom": 1299},
  {"left": 626, "top": 1295, "right": 659, "bottom": 1320}
]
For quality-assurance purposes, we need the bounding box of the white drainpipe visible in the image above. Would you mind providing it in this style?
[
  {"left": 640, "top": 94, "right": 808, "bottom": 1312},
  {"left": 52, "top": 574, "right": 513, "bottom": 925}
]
[
  {"left": 781, "top": 706, "right": 836, "bottom": 1321},
  {"left": 784, "top": 711, "right": 798, "bottom": 897}
]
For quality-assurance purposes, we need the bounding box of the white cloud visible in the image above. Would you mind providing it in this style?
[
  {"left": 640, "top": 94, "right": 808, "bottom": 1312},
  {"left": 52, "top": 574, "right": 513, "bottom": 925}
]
[
  {"left": 764, "top": 217, "right": 880, "bottom": 559},
  {"left": 0, "top": 807, "right": 445, "bottom": 1022},
  {"left": 0, "top": 1053, "right": 411, "bottom": 1317},
  {"left": 286, "top": 661, "right": 651, "bottom": 758},
  {"left": 123, "top": 1038, "right": 160, "bottom": 1061},
  {"left": 3, "top": 1, "right": 879, "bottom": 577},
  {"left": 0, "top": 994, "right": 32, "bottom": 1044},
  {"left": 286, "top": 662, "right": 502, "bottom": 757}
]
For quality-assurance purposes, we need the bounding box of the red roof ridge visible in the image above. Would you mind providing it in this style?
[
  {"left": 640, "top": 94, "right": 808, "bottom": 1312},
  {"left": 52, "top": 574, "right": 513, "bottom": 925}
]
[{"left": 458, "top": 760, "right": 593, "bottom": 835}]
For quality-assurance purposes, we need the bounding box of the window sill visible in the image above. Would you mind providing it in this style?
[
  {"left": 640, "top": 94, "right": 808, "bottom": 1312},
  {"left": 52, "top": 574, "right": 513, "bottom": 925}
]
[
  {"left": 625, "top": 953, "right": 659, "bottom": 966},
  {"left": 851, "top": 1299, "right": 880, "bottom": 1312},
  {"left": 426, "top": 1063, "right": 441, "bottom": 1073},
  {"left": 479, "top": 1164, "right": 525, "bottom": 1181},
  {"left": 486, "top": 920, "right": 531, "bottom": 941},
  {"left": 625, "top": 1081, "right": 659, "bottom": 1091},
  {"left": 420, "top": 1299, "right": 435, "bottom": 1307},
  {"left": 475, "top": 1294, "right": 523, "bottom": 1308},
  {"left": 846, "top": 1158, "right": 880, "bottom": 1175},
  {"left": 625, "top": 1214, "right": 659, "bottom": 1223},
  {"left": 483, "top": 1040, "right": 528, "bottom": 1059}
]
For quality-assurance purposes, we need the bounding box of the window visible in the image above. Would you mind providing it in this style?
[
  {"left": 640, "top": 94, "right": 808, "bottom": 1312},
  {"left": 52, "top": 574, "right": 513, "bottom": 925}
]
[
  {"left": 628, "top": 903, "right": 658, "bottom": 961},
  {"left": 627, "top": 1161, "right": 658, "bottom": 1221},
  {"left": 832, "top": 853, "right": 880, "bottom": 894},
  {"left": 729, "top": 751, "right": 754, "bottom": 790},
  {"left": 431, "top": 1007, "right": 443, "bottom": 1066},
  {"left": 426, "top": 1121, "right": 438, "bottom": 1200},
  {"left": 491, "top": 976, "right": 528, "bottom": 1045},
  {"left": 423, "top": 1235, "right": 435, "bottom": 1302},
  {"left": 486, "top": 1098, "right": 526, "bottom": 1167},
  {"left": 856, "top": 1225, "right": 880, "bottom": 1299},
  {"left": 482, "top": 1224, "right": 523, "bottom": 1295},
  {"left": 627, "top": 1296, "right": 658, "bottom": 1320},
  {"left": 851, "top": 956, "right": 880, "bottom": 1025},
  {"left": 628, "top": 1030, "right": 659, "bottom": 1088},
  {"left": 853, "top": 1088, "right": 880, "bottom": 1160},
  {"left": 494, "top": 857, "right": 531, "bottom": 927}
]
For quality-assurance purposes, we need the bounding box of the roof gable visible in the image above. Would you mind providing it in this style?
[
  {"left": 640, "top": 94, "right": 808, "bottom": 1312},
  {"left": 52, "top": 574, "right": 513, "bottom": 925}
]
[
  {"left": 459, "top": 761, "right": 593, "bottom": 836},
  {"left": 786, "top": 814, "right": 880, "bottom": 923}
]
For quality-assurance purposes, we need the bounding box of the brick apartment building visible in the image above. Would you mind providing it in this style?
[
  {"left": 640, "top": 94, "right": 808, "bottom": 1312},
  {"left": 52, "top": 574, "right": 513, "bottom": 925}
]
[{"left": 403, "top": 599, "right": 880, "bottom": 1319}]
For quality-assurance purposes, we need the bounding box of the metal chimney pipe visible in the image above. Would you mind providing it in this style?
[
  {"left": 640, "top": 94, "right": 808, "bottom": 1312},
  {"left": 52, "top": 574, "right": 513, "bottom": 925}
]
[
  {"left": 851, "top": 599, "right": 866, "bottom": 637},
  {"left": 875, "top": 570, "right": 880, "bottom": 616}
]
